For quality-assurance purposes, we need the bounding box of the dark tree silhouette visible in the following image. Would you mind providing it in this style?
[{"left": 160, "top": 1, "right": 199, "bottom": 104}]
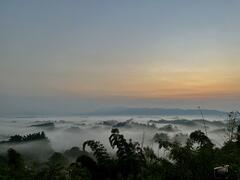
[
  {"left": 109, "top": 128, "right": 145, "bottom": 180},
  {"left": 189, "top": 130, "right": 213, "bottom": 148}
]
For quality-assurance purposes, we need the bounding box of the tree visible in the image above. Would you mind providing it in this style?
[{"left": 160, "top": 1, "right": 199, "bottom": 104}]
[
  {"left": 109, "top": 128, "right": 145, "bottom": 180},
  {"left": 83, "top": 140, "right": 112, "bottom": 179},
  {"left": 189, "top": 130, "right": 213, "bottom": 149},
  {"left": 68, "top": 162, "right": 91, "bottom": 180},
  {"left": 83, "top": 140, "right": 110, "bottom": 166},
  {"left": 227, "top": 111, "right": 240, "bottom": 141},
  {"left": 7, "top": 148, "right": 29, "bottom": 179}
]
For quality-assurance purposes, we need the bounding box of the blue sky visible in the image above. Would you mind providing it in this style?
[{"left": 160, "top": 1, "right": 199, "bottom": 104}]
[{"left": 1, "top": 1, "right": 240, "bottom": 113}]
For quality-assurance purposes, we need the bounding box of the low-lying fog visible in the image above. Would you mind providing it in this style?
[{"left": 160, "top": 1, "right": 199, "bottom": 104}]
[{"left": 0, "top": 114, "right": 229, "bottom": 157}]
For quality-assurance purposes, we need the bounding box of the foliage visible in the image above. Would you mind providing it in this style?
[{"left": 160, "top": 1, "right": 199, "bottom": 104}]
[
  {"left": 83, "top": 140, "right": 110, "bottom": 166},
  {"left": 1, "top": 128, "right": 240, "bottom": 179},
  {"left": 189, "top": 130, "right": 214, "bottom": 149},
  {"left": 227, "top": 111, "right": 240, "bottom": 141},
  {"left": 0, "top": 131, "right": 47, "bottom": 144},
  {"left": 48, "top": 152, "right": 69, "bottom": 168},
  {"left": 109, "top": 128, "right": 146, "bottom": 179}
]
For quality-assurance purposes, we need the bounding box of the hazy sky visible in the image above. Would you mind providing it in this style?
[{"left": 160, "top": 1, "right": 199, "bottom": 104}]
[{"left": 1, "top": 0, "right": 240, "bottom": 113}]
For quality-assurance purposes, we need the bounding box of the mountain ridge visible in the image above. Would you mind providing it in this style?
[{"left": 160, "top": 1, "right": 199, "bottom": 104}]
[{"left": 88, "top": 107, "right": 226, "bottom": 116}]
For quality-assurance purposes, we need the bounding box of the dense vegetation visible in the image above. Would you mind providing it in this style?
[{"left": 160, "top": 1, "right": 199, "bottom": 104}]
[
  {"left": 0, "top": 132, "right": 47, "bottom": 144},
  {"left": 0, "top": 113, "right": 240, "bottom": 180}
]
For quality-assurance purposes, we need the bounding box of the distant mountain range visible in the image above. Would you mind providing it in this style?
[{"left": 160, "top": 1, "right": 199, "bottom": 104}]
[{"left": 88, "top": 107, "right": 226, "bottom": 116}]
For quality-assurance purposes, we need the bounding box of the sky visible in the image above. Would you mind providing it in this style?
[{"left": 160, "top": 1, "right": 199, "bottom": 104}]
[{"left": 0, "top": 0, "right": 240, "bottom": 114}]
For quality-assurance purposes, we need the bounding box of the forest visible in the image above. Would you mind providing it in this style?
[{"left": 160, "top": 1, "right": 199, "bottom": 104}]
[
  {"left": 0, "top": 132, "right": 47, "bottom": 144},
  {"left": 0, "top": 118, "right": 240, "bottom": 180}
]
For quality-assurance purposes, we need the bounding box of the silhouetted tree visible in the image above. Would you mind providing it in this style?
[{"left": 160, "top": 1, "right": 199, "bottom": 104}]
[
  {"left": 7, "top": 148, "right": 28, "bottom": 179},
  {"left": 83, "top": 140, "right": 112, "bottom": 179},
  {"left": 189, "top": 130, "right": 213, "bottom": 149},
  {"left": 109, "top": 128, "right": 145, "bottom": 180}
]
